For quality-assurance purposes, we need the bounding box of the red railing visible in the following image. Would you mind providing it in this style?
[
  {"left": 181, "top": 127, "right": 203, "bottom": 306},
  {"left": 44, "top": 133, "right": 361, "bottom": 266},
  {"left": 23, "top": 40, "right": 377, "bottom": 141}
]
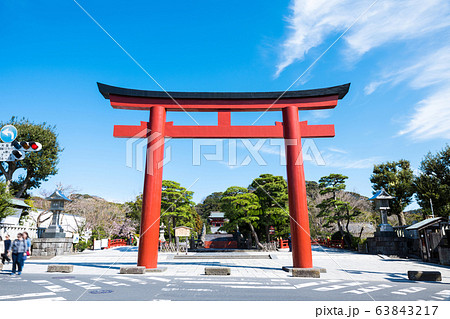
[
  {"left": 311, "top": 238, "right": 345, "bottom": 249},
  {"left": 277, "top": 238, "right": 345, "bottom": 249},
  {"left": 278, "top": 239, "right": 289, "bottom": 249},
  {"left": 108, "top": 239, "right": 127, "bottom": 248}
]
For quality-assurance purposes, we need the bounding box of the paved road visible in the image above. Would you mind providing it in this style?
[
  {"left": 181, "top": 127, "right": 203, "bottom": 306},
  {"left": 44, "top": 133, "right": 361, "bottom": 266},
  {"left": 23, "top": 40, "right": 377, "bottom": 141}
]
[{"left": 1, "top": 272, "right": 449, "bottom": 301}]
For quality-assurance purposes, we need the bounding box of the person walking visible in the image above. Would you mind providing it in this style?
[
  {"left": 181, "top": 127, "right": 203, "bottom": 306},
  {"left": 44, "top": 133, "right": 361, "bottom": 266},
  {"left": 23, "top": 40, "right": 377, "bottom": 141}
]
[
  {"left": 11, "top": 233, "right": 27, "bottom": 275},
  {"left": 1, "top": 234, "right": 11, "bottom": 264},
  {"left": 22, "top": 232, "right": 32, "bottom": 267},
  {"left": 0, "top": 236, "right": 4, "bottom": 263}
]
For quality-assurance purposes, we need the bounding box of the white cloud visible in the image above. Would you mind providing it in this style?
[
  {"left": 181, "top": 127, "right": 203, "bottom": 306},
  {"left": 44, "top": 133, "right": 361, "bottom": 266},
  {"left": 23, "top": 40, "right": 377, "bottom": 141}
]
[{"left": 277, "top": 0, "right": 449, "bottom": 75}]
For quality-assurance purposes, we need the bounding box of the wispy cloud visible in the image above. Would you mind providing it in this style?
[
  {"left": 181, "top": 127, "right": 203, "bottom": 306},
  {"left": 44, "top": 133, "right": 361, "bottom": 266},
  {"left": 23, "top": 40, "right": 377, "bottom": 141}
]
[
  {"left": 277, "top": 0, "right": 450, "bottom": 141},
  {"left": 323, "top": 153, "right": 382, "bottom": 169},
  {"left": 328, "top": 147, "right": 348, "bottom": 154},
  {"left": 277, "top": 0, "right": 449, "bottom": 75},
  {"left": 366, "top": 46, "right": 450, "bottom": 140}
]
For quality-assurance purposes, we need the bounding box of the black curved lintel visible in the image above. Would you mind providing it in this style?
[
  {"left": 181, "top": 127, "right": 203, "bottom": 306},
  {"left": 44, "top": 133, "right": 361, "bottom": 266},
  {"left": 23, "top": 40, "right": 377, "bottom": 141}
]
[{"left": 97, "top": 82, "right": 350, "bottom": 100}]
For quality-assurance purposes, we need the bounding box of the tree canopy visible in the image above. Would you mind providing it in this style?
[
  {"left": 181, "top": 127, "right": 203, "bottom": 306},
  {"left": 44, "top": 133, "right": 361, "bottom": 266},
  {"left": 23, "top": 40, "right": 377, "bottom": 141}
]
[
  {"left": 0, "top": 182, "right": 14, "bottom": 221},
  {"left": 249, "top": 174, "right": 289, "bottom": 240},
  {"left": 370, "top": 160, "right": 414, "bottom": 225},
  {"left": 221, "top": 186, "right": 264, "bottom": 249},
  {"left": 414, "top": 145, "right": 450, "bottom": 217},
  {"left": 316, "top": 174, "right": 362, "bottom": 247},
  {"left": 0, "top": 117, "right": 63, "bottom": 198}
]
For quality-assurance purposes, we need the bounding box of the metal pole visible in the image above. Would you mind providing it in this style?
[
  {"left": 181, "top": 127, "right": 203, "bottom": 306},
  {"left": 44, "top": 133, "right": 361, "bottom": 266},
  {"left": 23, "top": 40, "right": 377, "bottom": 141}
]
[
  {"left": 137, "top": 105, "right": 166, "bottom": 269},
  {"left": 429, "top": 198, "right": 435, "bottom": 218},
  {"left": 282, "top": 105, "right": 313, "bottom": 269}
]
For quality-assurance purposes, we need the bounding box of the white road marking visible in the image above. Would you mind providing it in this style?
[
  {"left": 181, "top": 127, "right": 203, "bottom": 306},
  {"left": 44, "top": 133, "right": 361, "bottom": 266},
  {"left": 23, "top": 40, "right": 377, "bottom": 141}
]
[
  {"left": 314, "top": 282, "right": 368, "bottom": 292},
  {"left": 61, "top": 279, "right": 101, "bottom": 290},
  {"left": 145, "top": 276, "right": 170, "bottom": 282},
  {"left": 224, "top": 285, "right": 296, "bottom": 290},
  {"left": 391, "top": 287, "right": 426, "bottom": 295},
  {"left": 91, "top": 278, "right": 129, "bottom": 287},
  {"left": 113, "top": 276, "right": 147, "bottom": 285},
  {"left": 0, "top": 292, "right": 56, "bottom": 300},
  {"left": 32, "top": 280, "right": 70, "bottom": 292},
  {"left": 431, "top": 296, "right": 444, "bottom": 300},
  {"left": 435, "top": 290, "right": 450, "bottom": 297},
  {"left": 24, "top": 296, "right": 66, "bottom": 301},
  {"left": 343, "top": 284, "right": 392, "bottom": 295},
  {"left": 294, "top": 279, "right": 341, "bottom": 289},
  {"left": 162, "top": 288, "right": 213, "bottom": 292},
  {"left": 183, "top": 280, "right": 263, "bottom": 285}
]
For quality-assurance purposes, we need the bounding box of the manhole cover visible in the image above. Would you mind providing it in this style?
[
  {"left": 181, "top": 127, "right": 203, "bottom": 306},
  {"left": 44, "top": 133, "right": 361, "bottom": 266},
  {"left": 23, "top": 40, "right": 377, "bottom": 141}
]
[
  {"left": 89, "top": 289, "right": 113, "bottom": 294},
  {"left": 52, "top": 276, "right": 76, "bottom": 280}
]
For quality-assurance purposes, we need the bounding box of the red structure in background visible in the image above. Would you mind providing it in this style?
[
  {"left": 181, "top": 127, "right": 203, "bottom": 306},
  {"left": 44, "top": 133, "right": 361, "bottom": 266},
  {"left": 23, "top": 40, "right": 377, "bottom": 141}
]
[{"left": 98, "top": 82, "right": 350, "bottom": 270}]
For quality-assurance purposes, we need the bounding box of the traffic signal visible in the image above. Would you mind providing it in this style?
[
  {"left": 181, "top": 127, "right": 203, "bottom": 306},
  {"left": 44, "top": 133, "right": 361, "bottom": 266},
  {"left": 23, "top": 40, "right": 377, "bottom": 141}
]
[
  {"left": 11, "top": 141, "right": 42, "bottom": 152},
  {"left": 11, "top": 149, "right": 25, "bottom": 161}
]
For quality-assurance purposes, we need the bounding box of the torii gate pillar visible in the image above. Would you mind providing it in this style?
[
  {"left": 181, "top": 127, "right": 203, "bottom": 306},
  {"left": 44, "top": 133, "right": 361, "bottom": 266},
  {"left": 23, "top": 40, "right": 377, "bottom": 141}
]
[
  {"left": 283, "top": 106, "right": 312, "bottom": 268},
  {"left": 137, "top": 105, "right": 166, "bottom": 268}
]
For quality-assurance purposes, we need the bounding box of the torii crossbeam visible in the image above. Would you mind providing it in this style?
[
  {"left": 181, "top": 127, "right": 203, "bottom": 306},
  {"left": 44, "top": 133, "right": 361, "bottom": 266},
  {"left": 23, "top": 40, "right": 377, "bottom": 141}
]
[{"left": 98, "top": 82, "right": 350, "bottom": 271}]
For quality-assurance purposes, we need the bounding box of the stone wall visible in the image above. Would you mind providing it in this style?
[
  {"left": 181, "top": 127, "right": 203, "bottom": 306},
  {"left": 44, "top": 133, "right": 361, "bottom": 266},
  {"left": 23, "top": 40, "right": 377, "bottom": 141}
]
[
  {"left": 438, "top": 247, "right": 450, "bottom": 266},
  {"left": 367, "top": 236, "right": 411, "bottom": 257},
  {"left": 32, "top": 238, "right": 73, "bottom": 256}
]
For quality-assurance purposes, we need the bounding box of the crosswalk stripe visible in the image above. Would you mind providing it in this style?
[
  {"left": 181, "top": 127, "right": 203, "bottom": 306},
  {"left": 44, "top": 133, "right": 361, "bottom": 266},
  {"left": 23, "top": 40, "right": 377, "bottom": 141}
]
[{"left": 0, "top": 292, "right": 55, "bottom": 300}]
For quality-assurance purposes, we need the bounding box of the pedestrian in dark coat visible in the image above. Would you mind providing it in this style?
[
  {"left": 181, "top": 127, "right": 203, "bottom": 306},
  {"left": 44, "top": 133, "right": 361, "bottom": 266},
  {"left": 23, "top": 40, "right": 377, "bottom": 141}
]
[
  {"left": 11, "top": 233, "right": 27, "bottom": 275},
  {"left": 1, "top": 234, "right": 11, "bottom": 264}
]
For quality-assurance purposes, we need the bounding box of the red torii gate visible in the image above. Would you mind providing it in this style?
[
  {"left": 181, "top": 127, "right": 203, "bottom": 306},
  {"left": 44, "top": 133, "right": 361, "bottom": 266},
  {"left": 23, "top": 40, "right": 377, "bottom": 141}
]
[{"left": 98, "top": 82, "right": 350, "bottom": 271}]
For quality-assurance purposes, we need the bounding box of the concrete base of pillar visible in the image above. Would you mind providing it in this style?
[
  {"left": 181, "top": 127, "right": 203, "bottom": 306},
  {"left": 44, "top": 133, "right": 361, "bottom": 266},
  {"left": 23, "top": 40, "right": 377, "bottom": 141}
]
[
  {"left": 145, "top": 267, "right": 167, "bottom": 273},
  {"left": 47, "top": 265, "right": 74, "bottom": 273},
  {"left": 291, "top": 268, "right": 321, "bottom": 278},
  {"left": 120, "top": 266, "right": 146, "bottom": 274},
  {"left": 205, "top": 267, "right": 231, "bottom": 275},
  {"left": 282, "top": 266, "right": 326, "bottom": 273}
]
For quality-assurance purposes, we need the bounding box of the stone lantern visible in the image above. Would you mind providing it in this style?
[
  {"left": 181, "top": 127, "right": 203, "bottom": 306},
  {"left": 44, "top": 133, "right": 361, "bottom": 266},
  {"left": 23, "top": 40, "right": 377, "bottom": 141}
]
[
  {"left": 42, "top": 190, "right": 71, "bottom": 238},
  {"left": 369, "top": 188, "right": 395, "bottom": 235}
]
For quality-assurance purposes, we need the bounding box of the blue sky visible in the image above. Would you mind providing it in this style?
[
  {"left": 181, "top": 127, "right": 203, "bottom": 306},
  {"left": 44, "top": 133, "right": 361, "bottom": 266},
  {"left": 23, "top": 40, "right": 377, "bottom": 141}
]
[{"left": 1, "top": 0, "right": 449, "bottom": 206}]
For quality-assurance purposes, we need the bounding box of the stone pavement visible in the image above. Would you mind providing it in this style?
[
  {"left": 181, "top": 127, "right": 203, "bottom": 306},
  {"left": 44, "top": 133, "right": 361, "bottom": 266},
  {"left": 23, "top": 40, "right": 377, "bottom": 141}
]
[{"left": 4, "top": 245, "right": 448, "bottom": 284}]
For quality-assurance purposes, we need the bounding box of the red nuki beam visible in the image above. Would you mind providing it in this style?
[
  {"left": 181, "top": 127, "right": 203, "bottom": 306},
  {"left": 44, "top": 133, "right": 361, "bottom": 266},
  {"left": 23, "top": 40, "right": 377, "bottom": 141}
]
[{"left": 113, "top": 119, "right": 335, "bottom": 139}]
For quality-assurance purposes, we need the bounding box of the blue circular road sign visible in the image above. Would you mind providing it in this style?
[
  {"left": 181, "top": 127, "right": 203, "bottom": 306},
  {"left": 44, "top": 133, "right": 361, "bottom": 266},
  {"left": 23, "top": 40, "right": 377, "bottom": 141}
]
[{"left": 0, "top": 125, "right": 18, "bottom": 143}]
